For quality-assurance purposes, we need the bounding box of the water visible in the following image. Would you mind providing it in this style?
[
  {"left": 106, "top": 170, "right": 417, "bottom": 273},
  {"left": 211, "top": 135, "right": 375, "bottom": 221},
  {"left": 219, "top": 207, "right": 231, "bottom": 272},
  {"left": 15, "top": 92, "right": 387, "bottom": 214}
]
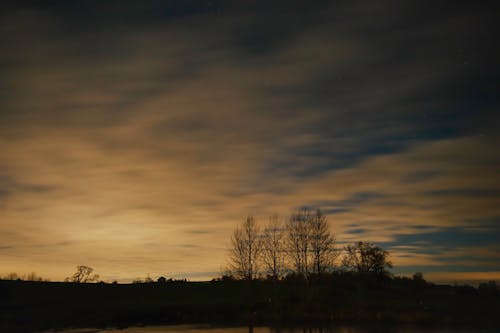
[{"left": 44, "top": 325, "right": 498, "bottom": 333}]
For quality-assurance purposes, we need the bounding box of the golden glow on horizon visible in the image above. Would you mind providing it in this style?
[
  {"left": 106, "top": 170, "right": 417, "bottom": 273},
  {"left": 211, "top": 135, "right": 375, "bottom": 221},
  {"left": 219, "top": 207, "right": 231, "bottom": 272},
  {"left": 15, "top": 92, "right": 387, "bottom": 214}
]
[{"left": 1, "top": 136, "right": 498, "bottom": 282}]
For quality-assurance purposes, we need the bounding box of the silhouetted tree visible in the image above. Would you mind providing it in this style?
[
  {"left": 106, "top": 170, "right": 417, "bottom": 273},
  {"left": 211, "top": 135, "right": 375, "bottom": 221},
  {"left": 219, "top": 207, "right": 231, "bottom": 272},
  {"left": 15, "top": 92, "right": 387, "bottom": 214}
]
[
  {"left": 66, "top": 265, "right": 99, "bottom": 283},
  {"left": 1, "top": 272, "right": 48, "bottom": 281},
  {"left": 286, "top": 208, "right": 312, "bottom": 276},
  {"left": 478, "top": 280, "right": 499, "bottom": 296},
  {"left": 262, "top": 215, "right": 286, "bottom": 279},
  {"left": 342, "top": 241, "right": 392, "bottom": 276},
  {"left": 157, "top": 276, "right": 167, "bottom": 283},
  {"left": 228, "top": 216, "right": 262, "bottom": 280},
  {"left": 309, "top": 209, "right": 338, "bottom": 274},
  {"left": 24, "top": 272, "right": 44, "bottom": 281},
  {"left": 3, "top": 273, "right": 19, "bottom": 280}
]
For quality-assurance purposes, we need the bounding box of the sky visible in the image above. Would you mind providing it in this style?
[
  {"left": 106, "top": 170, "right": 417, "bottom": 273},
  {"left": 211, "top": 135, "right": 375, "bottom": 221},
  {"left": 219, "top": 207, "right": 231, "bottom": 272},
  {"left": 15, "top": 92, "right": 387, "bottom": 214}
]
[{"left": 0, "top": 1, "right": 499, "bottom": 283}]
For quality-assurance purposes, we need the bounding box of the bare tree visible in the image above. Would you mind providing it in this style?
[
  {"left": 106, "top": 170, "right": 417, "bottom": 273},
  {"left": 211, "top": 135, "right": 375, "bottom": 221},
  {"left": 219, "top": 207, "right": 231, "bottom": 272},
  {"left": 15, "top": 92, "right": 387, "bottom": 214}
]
[
  {"left": 228, "top": 216, "right": 262, "bottom": 280},
  {"left": 286, "top": 208, "right": 312, "bottom": 276},
  {"left": 261, "top": 215, "right": 286, "bottom": 280},
  {"left": 342, "top": 241, "right": 392, "bottom": 276},
  {"left": 66, "top": 265, "right": 99, "bottom": 283},
  {"left": 309, "top": 209, "right": 338, "bottom": 274}
]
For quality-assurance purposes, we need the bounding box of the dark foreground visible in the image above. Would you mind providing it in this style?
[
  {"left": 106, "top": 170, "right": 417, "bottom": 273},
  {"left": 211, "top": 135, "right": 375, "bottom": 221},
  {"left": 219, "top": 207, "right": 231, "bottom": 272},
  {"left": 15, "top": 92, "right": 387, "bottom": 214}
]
[{"left": 1, "top": 275, "right": 499, "bottom": 333}]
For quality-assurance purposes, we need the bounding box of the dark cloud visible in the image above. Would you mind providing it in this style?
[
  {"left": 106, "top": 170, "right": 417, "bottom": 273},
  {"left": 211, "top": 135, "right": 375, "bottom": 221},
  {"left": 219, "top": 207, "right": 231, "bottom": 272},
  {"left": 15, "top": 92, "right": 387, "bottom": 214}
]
[
  {"left": 345, "top": 228, "right": 367, "bottom": 235},
  {"left": 401, "top": 170, "right": 442, "bottom": 184},
  {"left": 424, "top": 188, "right": 500, "bottom": 198},
  {"left": 307, "top": 192, "right": 387, "bottom": 210},
  {"left": 323, "top": 208, "right": 351, "bottom": 215},
  {"left": 386, "top": 225, "right": 500, "bottom": 252},
  {"left": 0, "top": 175, "right": 57, "bottom": 198},
  {"left": 185, "top": 229, "right": 212, "bottom": 235},
  {"left": 396, "top": 264, "right": 500, "bottom": 274}
]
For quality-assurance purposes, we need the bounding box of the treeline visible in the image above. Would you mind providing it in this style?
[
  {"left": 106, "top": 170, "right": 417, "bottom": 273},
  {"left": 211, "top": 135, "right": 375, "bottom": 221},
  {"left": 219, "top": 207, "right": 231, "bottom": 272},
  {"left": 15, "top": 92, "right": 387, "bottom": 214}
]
[
  {"left": 0, "top": 272, "right": 49, "bottom": 282},
  {"left": 1, "top": 265, "right": 190, "bottom": 285},
  {"left": 2, "top": 272, "right": 499, "bottom": 332},
  {"left": 225, "top": 208, "right": 392, "bottom": 280}
]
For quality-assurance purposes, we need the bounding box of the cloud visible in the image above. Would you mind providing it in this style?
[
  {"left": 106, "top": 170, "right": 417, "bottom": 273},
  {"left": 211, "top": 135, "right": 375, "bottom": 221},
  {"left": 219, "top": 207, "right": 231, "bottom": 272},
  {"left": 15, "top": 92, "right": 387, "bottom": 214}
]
[{"left": 0, "top": 1, "right": 498, "bottom": 281}]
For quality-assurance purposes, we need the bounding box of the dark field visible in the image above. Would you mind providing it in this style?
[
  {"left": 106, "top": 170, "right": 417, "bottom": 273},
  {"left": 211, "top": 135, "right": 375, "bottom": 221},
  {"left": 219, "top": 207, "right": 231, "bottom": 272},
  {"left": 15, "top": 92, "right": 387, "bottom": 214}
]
[{"left": 1, "top": 275, "right": 499, "bottom": 333}]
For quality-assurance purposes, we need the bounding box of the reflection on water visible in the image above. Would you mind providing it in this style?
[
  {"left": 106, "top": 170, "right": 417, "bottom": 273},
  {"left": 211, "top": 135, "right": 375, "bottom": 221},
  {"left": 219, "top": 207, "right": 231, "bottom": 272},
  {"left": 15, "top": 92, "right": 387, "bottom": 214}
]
[{"left": 49, "top": 325, "right": 497, "bottom": 333}]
